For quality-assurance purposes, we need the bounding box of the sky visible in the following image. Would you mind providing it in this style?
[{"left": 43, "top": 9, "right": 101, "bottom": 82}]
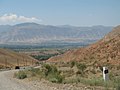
[{"left": 0, "top": 0, "right": 120, "bottom": 26}]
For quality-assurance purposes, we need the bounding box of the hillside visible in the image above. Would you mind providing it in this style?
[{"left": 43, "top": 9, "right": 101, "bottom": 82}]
[
  {"left": 0, "top": 48, "right": 37, "bottom": 68},
  {"left": 0, "top": 23, "right": 112, "bottom": 45},
  {"left": 48, "top": 25, "right": 120, "bottom": 67}
]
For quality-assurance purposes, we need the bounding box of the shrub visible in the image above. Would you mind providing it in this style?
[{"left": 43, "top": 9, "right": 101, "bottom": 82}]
[
  {"left": 42, "top": 64, "right": 64, "bottom": 83},
  {"left": 47, "top": 73, "right": 64, "bottom": 83},
  {"left": 70, "top": 61, "right": 76, "bottom": 68},
  {"left": 14, "top": 70, "right": 27, "bottom": 79},
  {"left": 42, "top": 64, "right": 58, "bottom": 76},
  {"left": 76, "top": 63, "right": 87, "bottom": 72}
]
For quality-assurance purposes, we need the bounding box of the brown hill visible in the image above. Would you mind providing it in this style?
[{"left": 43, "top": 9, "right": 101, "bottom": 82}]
[
  {"left": 48, "top": 25, "right": 120, "bottom": 67},
  {"left": 0, "top": 48, "right": 38, "bottom": 68}
]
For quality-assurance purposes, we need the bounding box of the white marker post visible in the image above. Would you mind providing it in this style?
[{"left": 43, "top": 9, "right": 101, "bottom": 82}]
[{"left": 103, "top": 67, "right": 109, "bottom": 81}]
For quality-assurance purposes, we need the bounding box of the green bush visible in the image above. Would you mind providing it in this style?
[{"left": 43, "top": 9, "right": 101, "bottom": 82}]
[
  {"left": 14, "top": 71, "right": 27, "bottom": 79},
  {"left": 41, "top": 64, "right": 64, "bottom": 83},
  {"left": 76, "top": 63, "right": 87, "bottom": 76},
  {"left": 42, "top": 64, "right": 58, "bottom": 76},
  {"left": 47, "top": 73, "right": 64, "bottom": 83},
  {"left": 76, "top": 63, "right": 87, "bottom": 72},
  {"left": 70, "top": 61, "right": 76, "bottom": 68}
]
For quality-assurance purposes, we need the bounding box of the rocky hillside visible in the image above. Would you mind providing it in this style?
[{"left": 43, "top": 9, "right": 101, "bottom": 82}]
[
  {"left": 48, "top": 25, "right": 120, "bottom": 67},
  {"left": 0, "top": 48, "right": 37, "bottom": 68},
  {"left": 0, "top": 23, "right": 112, "bottom": 44}
]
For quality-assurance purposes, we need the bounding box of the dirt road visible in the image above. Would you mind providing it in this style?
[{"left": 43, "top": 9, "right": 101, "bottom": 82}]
[
  {"left": 0, "top": 70, "right": 36, "bottom": 90},
  {"left": 0, "top": 70, "right": 59, "bottom": 90}
]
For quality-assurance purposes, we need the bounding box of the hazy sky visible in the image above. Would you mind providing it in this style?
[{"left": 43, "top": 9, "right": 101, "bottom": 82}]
[{"left": 0, "top": 0, "right": 120, "bottom": 26}]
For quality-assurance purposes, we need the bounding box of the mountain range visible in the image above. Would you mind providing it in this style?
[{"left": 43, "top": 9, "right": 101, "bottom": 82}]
[{"left": 0, "top": 23, "right": 113, "bottom": 45}]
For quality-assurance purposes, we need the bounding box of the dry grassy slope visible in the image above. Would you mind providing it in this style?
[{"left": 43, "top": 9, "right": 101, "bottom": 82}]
[
  {"left": 48, "top": 25, "right": 120, "bottom": 66},
  {"left": 0, "top": 48, "right": 38, "bottom": 68}
]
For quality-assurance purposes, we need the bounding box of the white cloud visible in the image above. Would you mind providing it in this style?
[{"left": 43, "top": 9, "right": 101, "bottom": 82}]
[{"left": 0, "top": 13, "right": 41, "bottom": 24}]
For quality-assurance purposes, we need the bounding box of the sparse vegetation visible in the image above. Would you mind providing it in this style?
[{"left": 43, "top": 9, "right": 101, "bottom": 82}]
[
  {"left": 70, "top": 61, "right": 76, "bottom": 68},
  {"left": 64, "top": 77, "right": 105, "bottom": 86},
  {"left": 41, "top": 64, "right": 64, "bottom": 83},
  {"left": 14, "top": 70, "right": 27, "bottom": 79},
  {"left": 14, "top": 60, "right": 120, "bottom": 90},
  {"left": 76, "top": 63, "right": 87, "bottom": 72},
  {"left": 14, "top": 64, "right": 64, "bottom": 83},
  {"left": 112, "top": 77, "right": 120, "bottom": 90}
]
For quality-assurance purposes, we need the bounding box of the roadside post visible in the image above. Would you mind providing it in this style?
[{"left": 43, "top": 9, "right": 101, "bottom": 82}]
[{"left": 103, "top": 67, "right": 109, "bottom": 81}]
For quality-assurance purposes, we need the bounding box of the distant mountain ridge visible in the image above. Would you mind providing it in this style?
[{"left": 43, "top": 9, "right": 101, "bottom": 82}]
[
  {"left": 48, "top": 25, "right": 120, "bottom": 66},
  {"left": 0, "top": 23, "right": 113, "bottom": 45}
]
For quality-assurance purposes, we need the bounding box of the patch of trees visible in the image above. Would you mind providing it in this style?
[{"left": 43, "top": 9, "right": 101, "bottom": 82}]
[{"left": 31, "top": 54, "right": 58, "bottom": 61}]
